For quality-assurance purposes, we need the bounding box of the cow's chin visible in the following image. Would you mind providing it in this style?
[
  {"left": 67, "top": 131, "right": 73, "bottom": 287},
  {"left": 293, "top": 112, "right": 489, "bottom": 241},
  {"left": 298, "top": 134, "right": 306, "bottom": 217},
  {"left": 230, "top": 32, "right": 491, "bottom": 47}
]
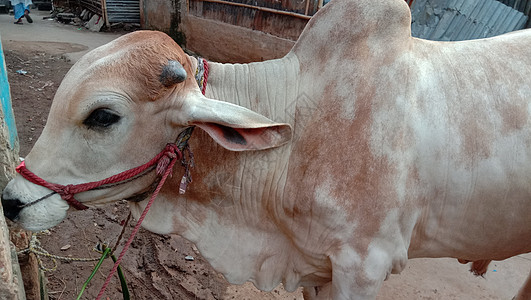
[
  {"left": 16, "top": 199, "right": 69, "bottom": 232},
  {"left": 128, "top": 200, "right": 176, "bottom": 235}
]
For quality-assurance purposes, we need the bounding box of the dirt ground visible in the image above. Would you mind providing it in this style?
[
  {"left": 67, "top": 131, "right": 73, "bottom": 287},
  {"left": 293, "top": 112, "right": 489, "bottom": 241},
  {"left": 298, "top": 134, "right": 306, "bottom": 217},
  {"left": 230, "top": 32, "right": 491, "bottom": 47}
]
[{"left": 2, "top": 9, "right": 530, "bottom": 300}]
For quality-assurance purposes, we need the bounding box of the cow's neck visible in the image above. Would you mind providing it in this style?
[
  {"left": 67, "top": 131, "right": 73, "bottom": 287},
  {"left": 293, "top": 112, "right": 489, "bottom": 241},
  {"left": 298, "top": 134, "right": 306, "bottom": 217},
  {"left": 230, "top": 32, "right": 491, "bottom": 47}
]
[
  {"left": 203, "top": 55, "right": 299, "bottom": 120},
  {"left": 131, "top": 54, "right": 311, "bottom": 290}
]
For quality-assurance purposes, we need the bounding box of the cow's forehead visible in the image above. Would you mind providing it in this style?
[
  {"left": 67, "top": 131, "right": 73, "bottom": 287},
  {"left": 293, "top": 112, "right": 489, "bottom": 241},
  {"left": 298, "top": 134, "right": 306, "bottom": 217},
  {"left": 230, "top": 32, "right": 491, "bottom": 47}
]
[
  {"left": 56, "top": 31, "right": 194, "bottom": 104},
  {"left": 82, "top": 31, "right": 188, "bottom": 65}
]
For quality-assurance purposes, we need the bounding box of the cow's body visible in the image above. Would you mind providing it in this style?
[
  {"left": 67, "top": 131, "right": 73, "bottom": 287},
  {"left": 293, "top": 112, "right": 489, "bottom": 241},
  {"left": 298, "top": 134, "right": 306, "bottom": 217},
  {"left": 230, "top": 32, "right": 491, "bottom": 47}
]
[{"left": 2, "top": 0, "right": 530, "bottom": 299}]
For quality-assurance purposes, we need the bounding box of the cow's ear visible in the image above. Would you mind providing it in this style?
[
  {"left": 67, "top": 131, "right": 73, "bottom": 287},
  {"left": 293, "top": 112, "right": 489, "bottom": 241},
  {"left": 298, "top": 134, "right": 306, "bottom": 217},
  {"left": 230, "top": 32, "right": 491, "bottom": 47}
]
[{"left": 184, "top": 97, "right": 292, "bottom": 151}]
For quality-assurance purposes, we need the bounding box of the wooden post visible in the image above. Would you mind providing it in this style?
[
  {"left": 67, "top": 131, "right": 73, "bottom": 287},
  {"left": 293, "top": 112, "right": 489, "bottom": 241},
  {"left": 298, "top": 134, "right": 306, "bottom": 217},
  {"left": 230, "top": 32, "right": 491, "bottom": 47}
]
[
  {"left": 139, "top": 0, "right": 145, "bottom": 27},
  {"left": 304, "top": 0, "right": 310, "bottom": 16},
  {"left": 100, "top": 0, "right": 110, "bottom": 27}
]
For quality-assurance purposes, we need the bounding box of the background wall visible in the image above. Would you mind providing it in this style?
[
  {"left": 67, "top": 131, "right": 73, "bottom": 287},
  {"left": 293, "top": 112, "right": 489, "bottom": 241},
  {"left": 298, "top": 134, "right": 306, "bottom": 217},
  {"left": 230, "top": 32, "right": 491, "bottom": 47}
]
[
  {"left": 141, "top": 0, "right": 304, "bottom": 62},
  {"left": 141, "top": 0, "right": 531, "bottom": 63}
]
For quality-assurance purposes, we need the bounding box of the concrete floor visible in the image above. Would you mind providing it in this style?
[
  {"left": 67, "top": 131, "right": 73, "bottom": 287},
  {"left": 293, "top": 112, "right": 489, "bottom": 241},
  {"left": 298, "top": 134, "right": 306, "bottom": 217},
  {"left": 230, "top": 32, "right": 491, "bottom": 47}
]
[{"left": 0, "top": 9, "right": 121, "bottom": 62}]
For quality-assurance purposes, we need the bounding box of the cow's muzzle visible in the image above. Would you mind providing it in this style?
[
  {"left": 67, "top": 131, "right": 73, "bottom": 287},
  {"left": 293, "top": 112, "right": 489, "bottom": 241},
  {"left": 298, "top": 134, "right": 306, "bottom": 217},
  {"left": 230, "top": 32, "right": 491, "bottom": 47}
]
[{"left": 1, "top": 195, "right": 23, "bottom": 221}]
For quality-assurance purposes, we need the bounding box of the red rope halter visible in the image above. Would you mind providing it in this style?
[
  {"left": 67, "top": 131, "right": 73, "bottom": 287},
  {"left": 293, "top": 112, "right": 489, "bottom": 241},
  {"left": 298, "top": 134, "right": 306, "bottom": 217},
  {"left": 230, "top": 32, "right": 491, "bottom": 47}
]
[
  {"left": 201, "top": 59, "right": 209, "bottom": 95},
  {"left": 15, "top": 143, "right": 182, "bottom": 210}
]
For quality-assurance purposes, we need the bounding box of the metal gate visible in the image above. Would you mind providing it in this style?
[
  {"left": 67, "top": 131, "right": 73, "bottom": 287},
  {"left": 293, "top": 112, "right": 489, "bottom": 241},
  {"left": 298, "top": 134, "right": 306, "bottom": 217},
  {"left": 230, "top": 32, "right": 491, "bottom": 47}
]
[
  {"left": 80, "top": 0, "right": 140, "bottom": 24},
  {"left": 106, "top": 0, "right": 140, "bottom": 23}
]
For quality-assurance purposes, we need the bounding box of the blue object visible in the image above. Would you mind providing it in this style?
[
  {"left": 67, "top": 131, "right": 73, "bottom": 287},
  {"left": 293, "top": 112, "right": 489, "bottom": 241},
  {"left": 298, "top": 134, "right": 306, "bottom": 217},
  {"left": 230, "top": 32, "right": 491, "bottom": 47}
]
[
  {"left": 0, "top": 36, "right": 19, "bottom": 149},
  {"left": 13, "top": 2, "right": 29, "bottom": 20}
]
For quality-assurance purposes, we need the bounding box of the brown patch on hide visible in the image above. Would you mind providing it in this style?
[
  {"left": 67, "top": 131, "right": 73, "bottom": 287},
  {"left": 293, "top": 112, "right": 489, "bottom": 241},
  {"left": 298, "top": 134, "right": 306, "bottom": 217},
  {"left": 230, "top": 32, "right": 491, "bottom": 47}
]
[
  {"left": 167, "top": 129, "right": 244, "bottom": 229},
  {"left": 459, "top": 118, "right": 492, "bottom": 162},
  {"left": 341, "top": 28, "right": 373, "bottom": 64},
  {"left": 500, "top": 101, "right": 528, "bottom": 134},
  {"left": 283, "top": 73, "right": 401, "bottom": 257}
]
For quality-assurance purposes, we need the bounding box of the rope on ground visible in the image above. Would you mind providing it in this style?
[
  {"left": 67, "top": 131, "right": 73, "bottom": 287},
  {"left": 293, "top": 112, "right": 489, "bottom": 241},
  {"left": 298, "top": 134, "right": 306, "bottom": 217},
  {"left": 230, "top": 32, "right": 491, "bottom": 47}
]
[
  {"left": 17, "top": 211, "right": 133, "bottom": 273},
  {"left": 17, "top": 232, "right": 104, "bottom": 272}
]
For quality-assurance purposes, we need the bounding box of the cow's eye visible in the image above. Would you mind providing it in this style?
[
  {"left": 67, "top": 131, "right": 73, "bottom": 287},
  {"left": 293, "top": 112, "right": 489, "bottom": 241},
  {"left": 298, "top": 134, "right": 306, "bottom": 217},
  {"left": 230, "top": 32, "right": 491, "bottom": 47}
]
[{"left": 83, "top": 108, "right": 121, "bottom": 129}]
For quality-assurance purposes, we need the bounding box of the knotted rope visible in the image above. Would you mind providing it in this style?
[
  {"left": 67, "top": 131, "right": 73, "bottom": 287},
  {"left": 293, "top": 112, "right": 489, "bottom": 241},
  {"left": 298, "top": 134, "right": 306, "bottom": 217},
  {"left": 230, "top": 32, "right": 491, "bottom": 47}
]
[{"left": 16, "top": 144, "right": 183, "bottom": 210}]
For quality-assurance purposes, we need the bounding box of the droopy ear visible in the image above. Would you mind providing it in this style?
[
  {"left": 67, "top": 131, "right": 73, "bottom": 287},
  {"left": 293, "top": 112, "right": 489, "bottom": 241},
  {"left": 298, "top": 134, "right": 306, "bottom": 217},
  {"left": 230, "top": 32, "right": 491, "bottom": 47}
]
[{"left": 184, "top": 97, "right": 292, "bottom": 151}]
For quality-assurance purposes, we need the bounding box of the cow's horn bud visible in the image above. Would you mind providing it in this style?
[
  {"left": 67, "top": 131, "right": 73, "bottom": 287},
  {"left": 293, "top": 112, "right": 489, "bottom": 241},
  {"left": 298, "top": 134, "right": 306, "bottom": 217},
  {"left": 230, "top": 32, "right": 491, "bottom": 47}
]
[{"left": 160, "top": 60, "right": 187, "bottom": 87}]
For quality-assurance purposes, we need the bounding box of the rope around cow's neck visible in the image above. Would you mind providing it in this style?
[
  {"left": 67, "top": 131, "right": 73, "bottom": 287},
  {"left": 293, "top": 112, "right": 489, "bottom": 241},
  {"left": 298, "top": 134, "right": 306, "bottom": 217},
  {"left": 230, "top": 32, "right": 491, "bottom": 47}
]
[{"left": 195, "top": 57, "right": 209, "bottom": 95}]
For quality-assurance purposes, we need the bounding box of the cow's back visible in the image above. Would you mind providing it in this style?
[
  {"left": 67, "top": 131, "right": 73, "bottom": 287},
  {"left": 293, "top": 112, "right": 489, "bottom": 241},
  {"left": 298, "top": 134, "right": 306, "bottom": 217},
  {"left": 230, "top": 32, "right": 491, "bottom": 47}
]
[{"left": 407, "top": 29, "right": 531, "bottom": 260}]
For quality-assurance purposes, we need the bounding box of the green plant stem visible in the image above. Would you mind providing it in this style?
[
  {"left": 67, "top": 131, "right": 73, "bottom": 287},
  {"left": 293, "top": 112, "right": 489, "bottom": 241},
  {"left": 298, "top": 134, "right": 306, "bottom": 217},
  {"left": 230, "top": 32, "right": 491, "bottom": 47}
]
[
  {"left": 111, "top": 254, "right": 130, "bottom": 300},
  {"left": 76, "top": 247, "right": 111, "bottom": 300}
]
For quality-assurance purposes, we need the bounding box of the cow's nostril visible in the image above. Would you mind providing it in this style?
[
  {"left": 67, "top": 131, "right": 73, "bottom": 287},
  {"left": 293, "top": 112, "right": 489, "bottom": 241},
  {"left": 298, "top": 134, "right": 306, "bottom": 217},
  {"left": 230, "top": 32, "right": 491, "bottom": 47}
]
[{"left": 1, "top": 196, "right": 23, "bottom": 221}]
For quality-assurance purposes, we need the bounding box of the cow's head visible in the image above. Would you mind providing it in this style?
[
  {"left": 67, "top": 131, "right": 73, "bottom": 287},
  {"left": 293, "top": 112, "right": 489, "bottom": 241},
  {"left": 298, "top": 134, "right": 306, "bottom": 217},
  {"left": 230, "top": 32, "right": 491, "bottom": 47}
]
[{"left": 1, "top": 31, "right": 291, "bottom": 231}]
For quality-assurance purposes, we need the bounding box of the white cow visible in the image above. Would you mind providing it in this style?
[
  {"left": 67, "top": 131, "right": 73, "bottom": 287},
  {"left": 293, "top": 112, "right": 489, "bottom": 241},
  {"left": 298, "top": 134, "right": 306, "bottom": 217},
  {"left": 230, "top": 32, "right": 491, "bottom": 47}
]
[{"left": 2, "top": 0, "right": 531, "bottom": 298}]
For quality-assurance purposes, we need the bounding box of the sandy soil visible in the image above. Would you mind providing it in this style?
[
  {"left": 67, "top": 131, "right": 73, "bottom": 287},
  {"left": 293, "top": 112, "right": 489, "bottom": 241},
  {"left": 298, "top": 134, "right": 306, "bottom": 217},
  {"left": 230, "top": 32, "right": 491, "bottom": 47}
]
[{"left": 2, "top": 9, "right": 530, "bottom": 300}]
